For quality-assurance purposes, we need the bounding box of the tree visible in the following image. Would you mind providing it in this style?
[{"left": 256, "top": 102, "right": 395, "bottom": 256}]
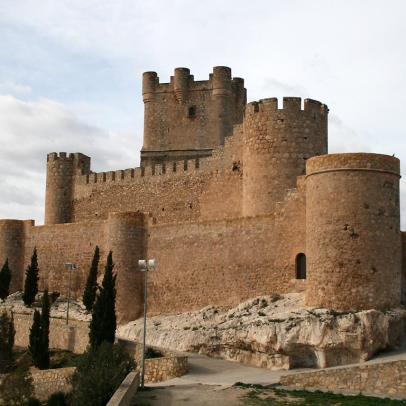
[
  {"left": 70, "top": 342, "right": 134, "bottom": 406},
  {"left": 89, "top": 251, "right": 116, "bottom": 349},
  {"left": 28, "top": 310, "right": 42, "bottom": 368},
  {"left": 39, "top": 290, "right": 50, "bottom": 369},
  {"left": 28, "top": 291, "right": 50, "bottom": 370},
  {"left": 0, "top": 311, "right": 14, "bottom": 369},
  {"left": 23, "top": 248, "right": 39, "bottom": 307},
  {"left": 83, "top": 246, "right": 100, "bottom": 312},
  {"left": 0, "top": 258, "right": 12, "bottom": 300}
]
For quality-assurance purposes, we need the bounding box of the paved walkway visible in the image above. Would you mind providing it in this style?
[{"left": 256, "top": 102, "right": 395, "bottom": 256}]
[{"left": 149, "top": 353, "right": 304, "bottom": 387}]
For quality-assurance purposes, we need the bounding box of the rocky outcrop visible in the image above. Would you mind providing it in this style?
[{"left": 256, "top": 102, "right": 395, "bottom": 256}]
[{"left": 117, "top": 293, "right": 406, "bottom": 370}]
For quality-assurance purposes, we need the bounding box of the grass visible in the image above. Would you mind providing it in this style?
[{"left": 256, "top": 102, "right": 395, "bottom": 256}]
[{"left": 234, "top": 383, "right": 406, "bottom": 406}]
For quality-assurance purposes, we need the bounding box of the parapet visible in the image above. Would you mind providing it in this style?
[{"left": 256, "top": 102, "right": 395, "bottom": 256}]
[
  {"left": 306, "top": 153, "right": 400, "bottom": 178},
  {"left": 141, "top": 66, "right": 245, "bottom": 102},
  {"left": 245, "top": 97, "right": 328, "bottom": 116}
]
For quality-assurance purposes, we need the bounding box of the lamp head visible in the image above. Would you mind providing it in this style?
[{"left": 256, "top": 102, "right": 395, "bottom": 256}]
[{"left": 138, "top": 259, "right": 147, "bottom": 271}]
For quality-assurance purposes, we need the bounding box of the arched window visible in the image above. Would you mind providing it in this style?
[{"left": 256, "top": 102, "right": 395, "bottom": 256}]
[{"left": 296, "top": 253, "right": 306, "bottom": 279}]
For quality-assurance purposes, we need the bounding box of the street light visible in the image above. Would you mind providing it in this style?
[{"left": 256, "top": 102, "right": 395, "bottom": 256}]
[
  {"left": 64, "top": 263, "right": 76, "bottom": 325},
  {"left": 138, "top": 258, "right": 157, "bottom": 388}
]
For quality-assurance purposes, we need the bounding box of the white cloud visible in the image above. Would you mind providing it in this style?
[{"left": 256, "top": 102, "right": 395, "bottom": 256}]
[{"left": 0, "top": 94, "right": 137, "bottom": 223}]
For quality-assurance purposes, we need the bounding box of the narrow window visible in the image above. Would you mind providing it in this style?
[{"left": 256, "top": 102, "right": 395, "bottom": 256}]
[
  {"left": 296, "top": 253, "right": 306, "bottom": 279},
  {"left": 188, "top": 106, "right": 196, "bottom": 118}
]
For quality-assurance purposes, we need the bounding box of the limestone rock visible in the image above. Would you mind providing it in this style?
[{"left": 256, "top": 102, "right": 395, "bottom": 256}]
[{"left": 117, "top": 293, "right": 406, "bottom": 370}]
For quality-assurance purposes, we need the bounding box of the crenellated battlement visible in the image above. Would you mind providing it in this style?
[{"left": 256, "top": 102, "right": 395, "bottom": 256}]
[
  {"left": 142, "top": 66, "right": 245, "bottom": 101},
  {"left": 245, "top": 97, "right": 328, "bottom": 116},
  {"left": 77, "top": 158, "right": 202, "bottom": 186}
]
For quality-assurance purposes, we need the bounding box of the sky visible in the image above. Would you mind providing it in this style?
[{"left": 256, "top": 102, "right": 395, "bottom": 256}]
[{"left": 0, "top": 0, "right": 405, "bottom": 228}]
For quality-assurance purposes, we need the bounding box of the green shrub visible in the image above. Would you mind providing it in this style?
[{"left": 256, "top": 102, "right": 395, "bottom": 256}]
[{"left": 70, "top": 341, "right": 135, "bottom": 406}]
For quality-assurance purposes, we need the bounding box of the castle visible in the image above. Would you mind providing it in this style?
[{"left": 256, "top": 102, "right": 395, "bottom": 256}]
[{"left": 0, "top": 67, "right": 404, "bottom": 323}]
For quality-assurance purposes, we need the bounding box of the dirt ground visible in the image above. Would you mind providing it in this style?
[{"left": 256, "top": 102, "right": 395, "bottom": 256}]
[{"left": 134, "top": 384, "right": 246, "bottom": 406}]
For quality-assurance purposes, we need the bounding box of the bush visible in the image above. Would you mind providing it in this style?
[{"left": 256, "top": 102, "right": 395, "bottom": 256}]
[
  {"left": 70, "top": 341, "right": 135, "bottom": 406},
  {"left": 47, "top": 392, "right": 68, "bottom": 406},
  {"left": 0, "top": 367, "right": 34, "bottom": 405},
  {"left": 144, "top": 347, "right": 162, "bottom": 359}
]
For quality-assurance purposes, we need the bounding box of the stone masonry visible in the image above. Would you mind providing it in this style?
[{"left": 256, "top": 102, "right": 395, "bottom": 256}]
[{"left": 0, "top": 66, "right": 404, "bottom": 324}]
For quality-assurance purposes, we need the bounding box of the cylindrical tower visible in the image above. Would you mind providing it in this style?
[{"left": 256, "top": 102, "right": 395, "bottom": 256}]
[
  {"left": 45, "top": 152, "right": 90, "bottom": 225},
  {"left": 305, "top": 153, "right": 401, "bottom": 311},
  {"left": 212, "top": 66, "right": 233, "bottom": 145},
  {"left": 142, "top": 71, "right": 158, "bottom": 150},
  {"left": 242, "top": 97, "right": 328, "bottom": 217},
  {"left": 0, "top": 220, "right": 25, "bottom": 293},
  {"left": 106, "top": 211, "right": 146, "bottom": 323},
  {"left": 173, "top": 67, "right": 190, "bottom": 103}
]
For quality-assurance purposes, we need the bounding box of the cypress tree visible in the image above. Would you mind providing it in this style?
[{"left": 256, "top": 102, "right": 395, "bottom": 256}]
[
  {"left": 89, "top": 251, "right": 116, "bottom": 349},
  {"left": 28, "top": 310, "right": 42, "bottom": 368},
  {"left": 0, "top": 259, "right": 12, "bottom": 300},
  {"left": 0, "top": 311, "right": 14, "bottom": 366},
  {"left": 23, "top": 249, "right": 39, "bottom": 307},
  {"left": 83, "top": 246, "right": 100, "bottom": 312},
  {"left": 38, "top": 290, "right": 50, "bottom": 369}
]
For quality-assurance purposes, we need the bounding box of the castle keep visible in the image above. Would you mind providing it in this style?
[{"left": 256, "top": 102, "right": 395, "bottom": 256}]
[{"left": 0, "top": 67, "right": 404, "bottom": 322}]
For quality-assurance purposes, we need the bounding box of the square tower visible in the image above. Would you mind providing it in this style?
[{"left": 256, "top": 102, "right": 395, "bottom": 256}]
[{"left": 141, "top": 66, "right": 246, "bottom": 166}]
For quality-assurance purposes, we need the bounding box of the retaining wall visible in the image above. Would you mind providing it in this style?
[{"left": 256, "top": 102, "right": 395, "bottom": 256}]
[
  {"left": 31, "top": 366, "right": 75, "bottom": 401},
  {"left": 280, "top": 359, "right": 406, "bottom": 399}
]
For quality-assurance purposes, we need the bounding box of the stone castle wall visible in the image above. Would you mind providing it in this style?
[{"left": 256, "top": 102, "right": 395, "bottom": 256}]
[
  {"left": 146, "top": 181, "right": 305, "bottom": 314},
  {"left": 31, "top": 366, "right": 75, "bottom": 401}
]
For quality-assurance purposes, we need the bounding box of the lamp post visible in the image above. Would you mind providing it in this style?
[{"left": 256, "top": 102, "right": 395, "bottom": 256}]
[
  {"left": 64, "top": 263, "right": 76, "bottom": 325},
  {"left": 138, "top": 258, "right": 157, "bottom": 389}
]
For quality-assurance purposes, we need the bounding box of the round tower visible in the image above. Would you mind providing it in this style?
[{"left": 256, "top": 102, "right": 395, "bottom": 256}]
[
  {"left": 45, "top": 153, "right": 90, "bottom": 225},
  {"left": 212, "top": 66, "right": 233, "bottom": 145},
  {"left": 142, "top": 71, "right": 158, "bottom": 150},
  {"left": 106, "top": 211, "right": 146, "bottom": 323},
  {"left": 305, "top": 153, "right": 401, "bottom": 311},
  {"left": 0, "top": 220, "right": 25, "bottom": 293},
  {"left": 242, "top": 97, "right": 328, "bottom": 217}
]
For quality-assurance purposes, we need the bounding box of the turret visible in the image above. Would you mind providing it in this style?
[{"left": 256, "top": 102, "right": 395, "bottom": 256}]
[
  {"left": 305, "top": 153, "right": 401, "bottom": 311},
  {"left": 242, "top": 97, "right": 328, "bottom": 217},
  {"left": 0, "top": 220, "right": 32, "bottom": 293},
  {"left": 106, "top": 211, "right": 146, "bottom": 323},
  {"left": 45, "top": 153, "right": 90, "bottom": 225}
]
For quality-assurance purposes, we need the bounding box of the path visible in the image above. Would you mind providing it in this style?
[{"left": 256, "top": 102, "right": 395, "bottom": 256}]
[{"left": 134, "top": 349, "right": 406, "bottom": 405}]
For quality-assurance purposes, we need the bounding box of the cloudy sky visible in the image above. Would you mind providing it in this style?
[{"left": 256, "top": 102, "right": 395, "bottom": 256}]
[{"left": 0, "top": 0, "right": 405, "bottom": 227}]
